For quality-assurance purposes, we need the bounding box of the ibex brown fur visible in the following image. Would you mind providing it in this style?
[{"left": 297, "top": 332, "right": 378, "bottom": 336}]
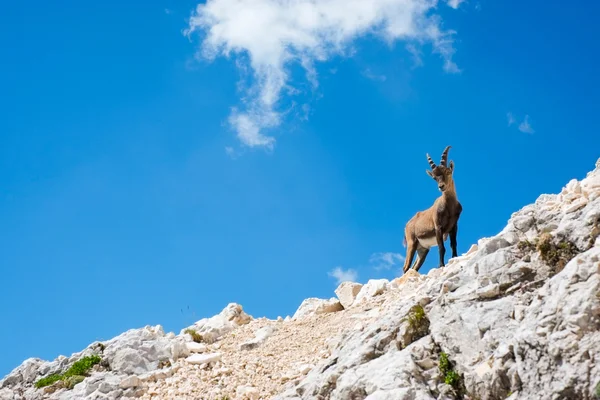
[{"left": 402, "top": 146, "right": 462, "bottom": 273}]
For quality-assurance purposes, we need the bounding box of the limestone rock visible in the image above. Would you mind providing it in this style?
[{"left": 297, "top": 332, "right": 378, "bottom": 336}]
[
  {"left": 239, "top": 326, "right": 277, "bottom": 350},
  {"left": 273, "top": 158, "right": 600, "bottom": 400},
  {"left": 236, "top": 385, "right": 260, "bottom": 400},
  {"left": 0, "top": 324, "right": 192, "bottom": 400},
  {"left": 185, "top": 342, "right": 208, "bottom": 353},
  {"left": 354, "top": 278, "right": 389, "bottom": 303},
  {"left": 111, "top": 348, "right": 151, "bottom": 375},
  {"left": 119, "top": 375, "right": 142, "bottom": 389},
  {"left": 185, "top": 352, "right": 222, "bottom": 365},
  {"left": 390, "top": 269, "right": 422, "bottom": 290},
  {"left": 180, "top": 303, "right": 252, "bottom": 343},
  {"left": 292, "top": 297, "right": 343, "bottom": 320},
  {"left": 334, "top": 281, "right": 363, "bottom": 308}
]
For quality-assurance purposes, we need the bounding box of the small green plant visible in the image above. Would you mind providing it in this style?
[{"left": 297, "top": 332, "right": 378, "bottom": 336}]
[
  {"left": 34, "top": 355, "right": 102, "bottom": 389},
  {"left": 398, "top": 303, "right": 430, "bottom": 348},
  {"left": 405, "top": 304, "right": 429, "bottom": 334},
  {"left": 444, "top": 369, "right": 461, "bottom": 386},
  {"left": 594, "top": 380, "right": 600, "bottom": 399},
  {"left": 34, "top": 374, "right": 62, "bottom": 389},
  {"left": 63, "top": 354, "right": 101, "bottom": 377},
  {"left": 439, "top": 352, "right": 451, "bottom": 374},
  {"left": 184, "top": 328, "right": 204, "bottom": 343},
  {"left": 438, "top": 352, "right": 465, "bottom": 398},
  {"left": 407, "top": 304, "right": 426, "bottom": 328}
]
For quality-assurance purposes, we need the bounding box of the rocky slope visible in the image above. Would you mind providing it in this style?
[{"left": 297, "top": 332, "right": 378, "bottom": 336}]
[{"left": 2, "top": 158, "right": 600, "bottom": 400}]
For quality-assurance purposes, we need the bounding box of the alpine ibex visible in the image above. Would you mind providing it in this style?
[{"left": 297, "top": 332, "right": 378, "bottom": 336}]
[{"left": 402, "top": 146, "right": 462, "bottom": 274}]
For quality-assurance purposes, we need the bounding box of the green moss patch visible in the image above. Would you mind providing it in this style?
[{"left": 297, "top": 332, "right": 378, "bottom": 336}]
[
  {"left": 35, "top": 355, "right": 102, "bottom": 390},
  {"left": 34, "top": 374, "right": 62, "bottom": 389}
]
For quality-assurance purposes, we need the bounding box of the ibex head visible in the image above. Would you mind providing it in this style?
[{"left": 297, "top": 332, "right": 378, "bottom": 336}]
[{"left": 425, "top": 145, "right": 455, "bottom": 192}]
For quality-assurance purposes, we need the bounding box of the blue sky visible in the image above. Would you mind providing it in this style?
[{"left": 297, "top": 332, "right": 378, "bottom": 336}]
[{"left": 1, "top": 0, "right": 599, "bottom": 377}]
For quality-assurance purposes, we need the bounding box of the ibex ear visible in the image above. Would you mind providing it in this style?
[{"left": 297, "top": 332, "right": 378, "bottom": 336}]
[
  {"left": 449, "top": 160, "right": 454, "bottom": 172},
  {"left": 426, "top": 169, "right": 435, "bottom": 179}
]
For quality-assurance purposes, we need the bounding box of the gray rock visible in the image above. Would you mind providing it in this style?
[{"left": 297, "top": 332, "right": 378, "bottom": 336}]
[
  {"left": 119, "top": 376, "right": 142, "bottom": 389},
  {"left": 110, "top": 348, "right": 150, "bottom": 375},
  {"left": 240, "top": 326, "right": 277, "bottom": 351},
  {"left": 292, "top": 297, "right": 343, "bottom": 320},
  {"left": 180, "top": 303, "right": 252, "bottom": 343},
  {"left": 355, "top": 279, "right": 389, "bottom": 304},
  {"left": 186, "top": 342, "right": 208, "bottom": 353},
  {"left": 186, "top": 352, "right": 222, "bottom": 365},
  {"left": 476, "top": 283, "right": 500, "bottom": 299},
  {"left": 0, "top": 325, "right": 189, "bottom": 399},
  {"left": 272, "top": 158, "right": 600, "bottom": 400},
  {"left": 334, "top": 281, "right": 363, "bottom": 308}
]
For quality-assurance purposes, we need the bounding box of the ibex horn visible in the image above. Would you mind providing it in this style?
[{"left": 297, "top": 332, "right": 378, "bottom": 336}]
[
  {"left": 440, "top": 146, "right": 451, "bottom": 167},
  {"left": 426, "top": 153, "right": 437, "bottom": 169}
]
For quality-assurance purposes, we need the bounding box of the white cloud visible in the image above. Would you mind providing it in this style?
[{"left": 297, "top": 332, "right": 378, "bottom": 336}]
[
  {"left": 507, "top": 112, "right": 515, "bottom": 126},
  {"left": 369, "top": 252, "right": 405, "bottom": 271},
  {"left": 362, "top": 68, "right": 387, "bottom": 82},
  {"left": 406, "top": 43, "right": 424, "bottom": 68},
  {"left": 328, "top": 266, "right": 358, "bottom": 285},
  {"left": 225, "top": 146, "right": 239, "bottom": 159},
  {"left": 507, "top": 112, "right": 535, "bottom": 134},
  {"left": 446, "top": 0, "right": 465, "bottom": 9},
  {"left": 228, "top": 108, "right": 277, "bottom": 150},
  {"left": 300, "top": 103, "right": 311, "bottom": 121},
  {"left": 185, "top": 0, "right": 463, "bottom": 150},
  {"left": 518, "top": 114, "right": 535, "bottom": 134}
]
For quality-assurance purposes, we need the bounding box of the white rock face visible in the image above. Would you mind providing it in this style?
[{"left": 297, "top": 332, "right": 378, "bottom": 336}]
[
  {"left": 185, "top": 342, "right": 208, "bottom": 353},
  {"left": 185, "top": 353, "right": 222, "bottom": 365},
  {"left": 292, "top": 297, "right": 343, "bottom": 320},
  {"left": 334, "top": 281, "right": 363, "bottom": 308},
  {"left": 273, "top": 159, "right": 600, "bottom": 400},
  {"left": 354, "top": 278, "right": 389, "bottom": 303},
  {"left": 110, "top": 348, "right": 150, "bottom": 375},
  {"left": 119, "top": 375, "right": 141, "bottom": 389},
  {"left": 0, "top": 325, "right": 189, "bottom": 400},
  {"left": 180, "top": 302, "right": 252, "bottom": 343},
  {"left": 240, "top": 326, "right": 277, "bottom": 350}
]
